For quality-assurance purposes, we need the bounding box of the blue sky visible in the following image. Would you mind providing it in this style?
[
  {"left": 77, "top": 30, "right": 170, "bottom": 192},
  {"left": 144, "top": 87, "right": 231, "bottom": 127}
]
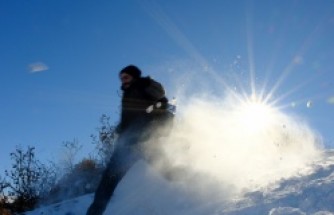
[{"left": 1, "top": 0, "right": 334, "bottom": 173}]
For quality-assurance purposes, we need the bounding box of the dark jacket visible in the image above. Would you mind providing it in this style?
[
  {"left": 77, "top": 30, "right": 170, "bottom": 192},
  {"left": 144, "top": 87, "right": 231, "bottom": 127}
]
[{"left": 117, "top": 76, "right": 169, "bottom": 133}]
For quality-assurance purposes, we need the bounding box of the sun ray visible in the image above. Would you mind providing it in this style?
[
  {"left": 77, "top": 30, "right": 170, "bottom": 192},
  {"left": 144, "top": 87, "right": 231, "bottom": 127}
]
[
  {"left": 245, "top": 1, "right": 257, "bottom": 98},
  {"left": 264, "top": 12, "right": 329, "bottom": 104},
  {"left": 141, "top": 0, "right": 234, "bottom": 94}
]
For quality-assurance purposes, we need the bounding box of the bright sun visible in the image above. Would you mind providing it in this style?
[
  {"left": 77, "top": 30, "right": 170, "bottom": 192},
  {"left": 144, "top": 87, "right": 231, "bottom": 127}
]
[{"left": 235, "top": 95, "right": 277, "bottom": 133}]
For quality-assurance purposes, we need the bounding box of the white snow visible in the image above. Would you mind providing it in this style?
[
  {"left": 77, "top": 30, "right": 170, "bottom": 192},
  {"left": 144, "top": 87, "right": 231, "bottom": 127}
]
[
  {"left": 23, "top": 94, "right": 334, "bottom": 215},
  {"left": 23, "top": 150, "right": 334, "bottom": 215}
]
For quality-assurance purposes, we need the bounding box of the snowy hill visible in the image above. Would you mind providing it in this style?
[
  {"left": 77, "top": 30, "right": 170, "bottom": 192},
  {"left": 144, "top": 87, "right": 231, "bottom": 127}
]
[
  {"left": 24, "top": 150, "right": 334, "bottom": 215},
  {"left": 22, "top": 97, "right": 334, "bottom": 215}
]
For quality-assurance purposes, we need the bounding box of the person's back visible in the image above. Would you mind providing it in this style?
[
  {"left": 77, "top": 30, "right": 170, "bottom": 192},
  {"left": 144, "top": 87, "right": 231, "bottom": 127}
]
[
  {"left": 86, "top": 65, "right": 171, "bottom": 215},
  {"left": 118, "top": 75, "right": 169, "bottom": 134}
]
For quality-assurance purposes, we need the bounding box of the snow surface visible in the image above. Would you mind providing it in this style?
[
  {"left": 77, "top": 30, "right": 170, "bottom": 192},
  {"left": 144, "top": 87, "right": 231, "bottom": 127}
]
[
  {"left": 23, "top": 96, "right": 334, "bottom": 215},
  {"left": 24, "top": 150, "right": 334, "bottom": 215}
]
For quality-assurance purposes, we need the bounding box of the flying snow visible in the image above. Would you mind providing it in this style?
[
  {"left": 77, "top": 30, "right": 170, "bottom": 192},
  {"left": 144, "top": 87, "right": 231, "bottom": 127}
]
[
  {"left": 327, "top": 96, "right": 334, "bottom": 104},
  {"left": 306, "top": 100, "right": 313, "bottom": 108},
  {"left": 144, "top": 91, "right": 323, "bottom": 200}
]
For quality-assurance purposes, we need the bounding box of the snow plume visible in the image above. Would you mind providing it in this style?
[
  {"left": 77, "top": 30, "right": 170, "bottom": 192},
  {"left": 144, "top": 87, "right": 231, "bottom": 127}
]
[{"left": 144, "top": 92, "right": 323, "bottom": 201}]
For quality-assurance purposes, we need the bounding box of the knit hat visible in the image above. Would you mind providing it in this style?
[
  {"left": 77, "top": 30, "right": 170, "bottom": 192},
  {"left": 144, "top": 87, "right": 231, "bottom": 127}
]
[{"left": 119, "top": 65, "right": 142, "bottom": 79}]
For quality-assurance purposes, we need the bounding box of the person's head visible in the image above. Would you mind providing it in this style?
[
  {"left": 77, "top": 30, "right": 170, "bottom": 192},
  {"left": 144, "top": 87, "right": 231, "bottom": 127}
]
[{"left": 119, "top": 65, "right": 142, "bottom": 90}]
